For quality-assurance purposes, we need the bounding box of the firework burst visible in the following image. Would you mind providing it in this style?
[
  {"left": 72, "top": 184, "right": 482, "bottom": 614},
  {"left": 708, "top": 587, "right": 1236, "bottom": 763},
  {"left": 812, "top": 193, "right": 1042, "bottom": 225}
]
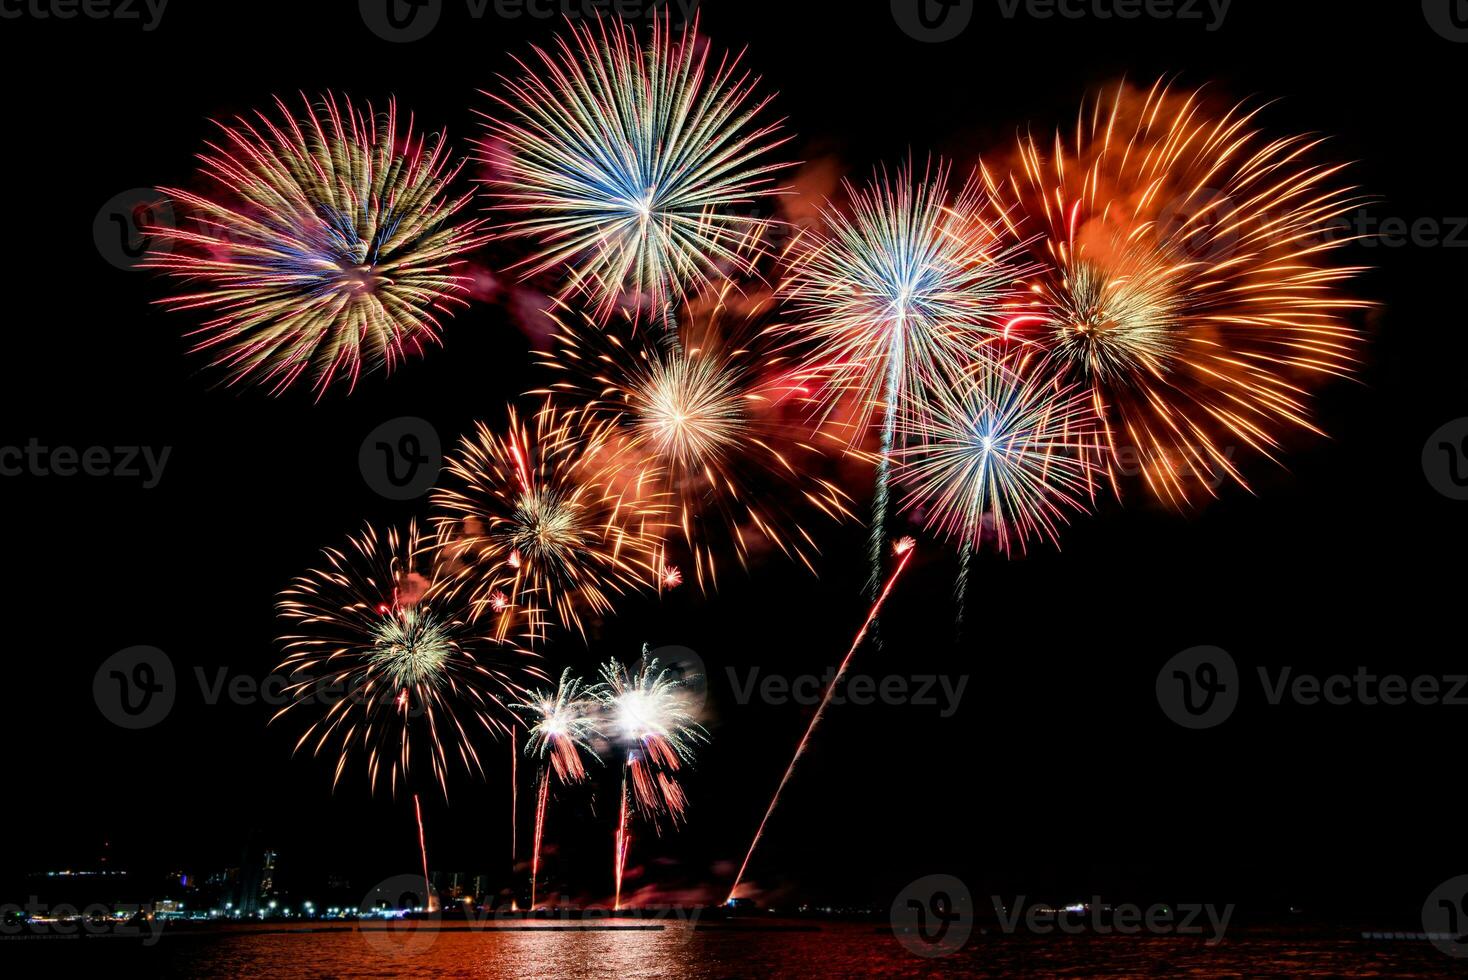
[
  {"left": 514, "top": 667, "right": 603, "bottom": 786},
  {"left": 535, "top": 282, "right": 855, "bottom": 590},
  {"left": 431, "top": 401, "right": 669, "bottom": 645},
  {"left": 896, "top": 350, "right": 1100, "bottom": 557},
  {"left": 598, "top": 652, "right": 707, "bottom": 821},
  {"left": 985, "top": 79, "right": 1368, "bottom": 504},
  {"left": 597, "top": 650, "right": 707, "bottom": 910},
  {"left": 513, "top": 668, "right": 603, "bottom": 908},
  {"left": 144, "top": 93, "right": 488, "bottom": 397},
  {"left": 782, "top": 159, "right": 1033, "bottom": 591},
  {"left": 272, "top": 522, "right": 542, "bottom": 797},
  {"left": 477, "top": 12, "right": 789, "bottom": 324}
]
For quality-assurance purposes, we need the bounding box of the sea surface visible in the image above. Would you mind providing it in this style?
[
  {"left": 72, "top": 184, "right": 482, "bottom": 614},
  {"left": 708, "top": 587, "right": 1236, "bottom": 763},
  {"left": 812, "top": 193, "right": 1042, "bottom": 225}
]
[{"left": 7, "top": 920, "right": 1467, "bottom": 977}]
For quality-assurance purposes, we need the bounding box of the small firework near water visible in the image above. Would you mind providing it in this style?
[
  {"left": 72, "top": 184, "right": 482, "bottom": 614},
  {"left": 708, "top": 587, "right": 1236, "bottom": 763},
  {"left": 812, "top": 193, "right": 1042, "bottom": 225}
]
[
  {"left": 272, "top": 522, "right": 543, "bottom": 797},
  {"left": 896, "top": 350, "right": 1101, "bottom": 557},
  {"left": 515, "top": 667, "right": 603, "bottom": 786},
  {"left": 599, "top": 650, "right": 707, "bottom": 910},
  {"left": 145, "top": 93, "right": 487, "bottom": 397},
  {"left": 536, "top": 283, "right": 855, "bottom": 590},
  {"left": 599, "top": 651, "right": 707, "bottom": 822},
  {"left": 783, "top": 159, "right": 1033, "bottom": 590},
  {"left": 513, "top": 668, "right": 603, "bottom": 909},
  {"left": 431, "top": 401, "right": 670, "bottom": 645},
  {"left": 987, "top": 79, "right": 1368, "bottom": 504},
  {"left": 477, "top": 13, "right": 790, "bottom": 324}
]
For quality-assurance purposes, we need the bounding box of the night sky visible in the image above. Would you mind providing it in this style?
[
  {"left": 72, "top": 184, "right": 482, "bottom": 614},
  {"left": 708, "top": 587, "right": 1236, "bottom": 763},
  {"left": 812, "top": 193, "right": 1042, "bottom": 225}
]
[{"left": 4, "top": 0, "right": 1465, "bottom": 921}]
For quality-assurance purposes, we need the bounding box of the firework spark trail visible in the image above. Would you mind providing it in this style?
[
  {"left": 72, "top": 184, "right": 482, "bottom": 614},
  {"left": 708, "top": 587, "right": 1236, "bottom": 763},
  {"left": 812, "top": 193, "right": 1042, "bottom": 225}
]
[
  {"left": 414, "top": 793, "right": 434, "bottom": 913},
  {"left": 531, "top": 770, "right": 550, "bottom": 910},
  {"left": 726, "top": 538, "right": 917, "bottom": 904},
  {"left": 613, "top": 770, "right": 630, "bottom": 912},
  {"left": 510, "top": 730, "right": 518, "bottom": 868},
  {"left": 870, "top": 348, "right": 902, "bottom": 599},
  {"left": 478, "top": 12, "right": 790, "bottom": 332},
  {"left": 955, "top": 541, "right": 973, "bottom": 631},
  {"left": 984, "top": 78, "right": 1367, "bottom": 504},
  {"left": 144, "top": 93, "right": 487, "bottom": 398}
]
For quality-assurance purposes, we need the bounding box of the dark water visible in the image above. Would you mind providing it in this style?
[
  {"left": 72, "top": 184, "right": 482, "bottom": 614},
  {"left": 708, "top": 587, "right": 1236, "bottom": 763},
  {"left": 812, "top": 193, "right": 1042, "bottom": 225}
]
[{"left": 9, "top": 922, "right": 1467, "bottom": 978}]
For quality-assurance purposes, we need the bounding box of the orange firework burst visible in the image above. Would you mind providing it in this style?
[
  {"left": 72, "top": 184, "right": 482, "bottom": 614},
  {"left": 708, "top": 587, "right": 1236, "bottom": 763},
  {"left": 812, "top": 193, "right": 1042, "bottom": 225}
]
[
  {"left": 272, "top": 521, "right": 543, "bottom": 797},
  {"left": 534, "top": 281, "right": 855, "bottom": 591},
  {"left": 431, "top": 401, "right": 669, "bottom": 645},
  {"left": 985, "top": 79, "right": 1369, "bottom": 504}
]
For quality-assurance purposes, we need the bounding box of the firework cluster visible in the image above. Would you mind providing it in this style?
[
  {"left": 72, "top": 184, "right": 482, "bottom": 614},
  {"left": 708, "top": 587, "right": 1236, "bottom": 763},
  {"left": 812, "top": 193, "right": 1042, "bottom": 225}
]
[{"left": 145, "top": 12, "right": 1369, "bottom": 907}]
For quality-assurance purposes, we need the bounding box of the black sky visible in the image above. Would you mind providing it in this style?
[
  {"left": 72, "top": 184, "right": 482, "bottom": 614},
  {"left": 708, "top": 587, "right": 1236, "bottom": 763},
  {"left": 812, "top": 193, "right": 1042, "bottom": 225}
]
[{"left": 3, "top": 0, "right": 1465, "bottom": 918}]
